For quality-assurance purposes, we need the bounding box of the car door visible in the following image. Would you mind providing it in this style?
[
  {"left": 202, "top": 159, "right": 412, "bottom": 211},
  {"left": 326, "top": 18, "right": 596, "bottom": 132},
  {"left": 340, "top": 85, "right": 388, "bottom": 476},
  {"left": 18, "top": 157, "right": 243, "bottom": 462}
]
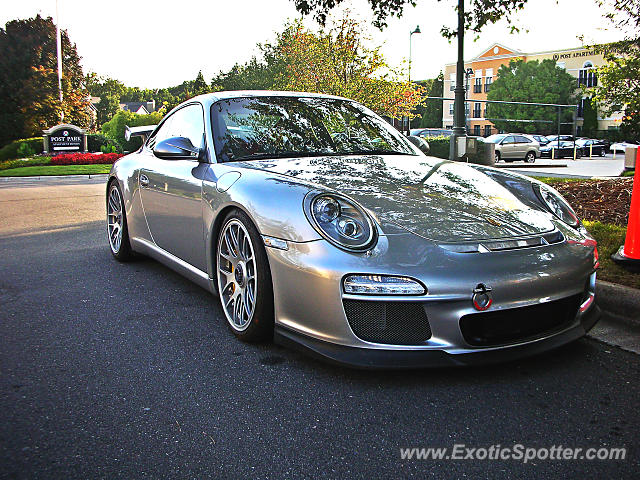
[
  {"left": 501, "top": 136, "right": 516, "bottom": 158},
  {"left": 515, "top": 135, "right": 530, "bottom": 158},
  {"left": 139, "top": 103, "right": 208, "bottom": 272}
]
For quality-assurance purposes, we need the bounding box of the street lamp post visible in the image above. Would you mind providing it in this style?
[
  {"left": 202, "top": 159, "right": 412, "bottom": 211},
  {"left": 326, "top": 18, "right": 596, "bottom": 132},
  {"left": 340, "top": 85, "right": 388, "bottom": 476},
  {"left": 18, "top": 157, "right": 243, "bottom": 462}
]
[
  {"left": 450, "top": 0, "right": 466, "bottom": 159},
  {"left": 407, "top": 25, "right": 421, "bottom": 134},
  {"left": 464, "top": 67, "right": 474, "bottom": 134}
]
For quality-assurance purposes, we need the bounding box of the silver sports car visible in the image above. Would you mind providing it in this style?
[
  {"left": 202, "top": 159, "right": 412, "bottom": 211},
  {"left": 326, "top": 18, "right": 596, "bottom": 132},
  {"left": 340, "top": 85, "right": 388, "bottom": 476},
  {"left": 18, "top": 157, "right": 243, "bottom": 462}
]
[{"left": 107, "top": 91, "right": 600, "bottom": 368}]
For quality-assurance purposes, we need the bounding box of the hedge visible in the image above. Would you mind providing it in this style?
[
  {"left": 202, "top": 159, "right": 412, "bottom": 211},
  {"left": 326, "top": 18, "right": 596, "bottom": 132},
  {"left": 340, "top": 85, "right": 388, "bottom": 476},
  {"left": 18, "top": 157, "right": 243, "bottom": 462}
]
[
  {"left": 425, "top": 136, "right": 450, "bottom": 160},
  {"left": 87, "top": 134, "right": 122, "bottom": 153},
  {"left": 50, "top": 153, "right": 123, "bottom": 165},
  {"left": 0, "top": 138, "right": 44, "bottom": 161}
]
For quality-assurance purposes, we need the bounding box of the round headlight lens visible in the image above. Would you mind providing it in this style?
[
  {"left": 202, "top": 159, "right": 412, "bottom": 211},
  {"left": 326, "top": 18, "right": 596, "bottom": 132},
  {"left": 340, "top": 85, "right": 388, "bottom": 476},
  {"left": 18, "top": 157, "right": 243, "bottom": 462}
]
[
  {"left": 313, "top": 197, "right": 341, "bottom": 222},
  {"left": 533, "top": 183, "right": 580, "bottom": 228},
  {"left": 308, "top": 193, "right": 376, "bottom": 251}
]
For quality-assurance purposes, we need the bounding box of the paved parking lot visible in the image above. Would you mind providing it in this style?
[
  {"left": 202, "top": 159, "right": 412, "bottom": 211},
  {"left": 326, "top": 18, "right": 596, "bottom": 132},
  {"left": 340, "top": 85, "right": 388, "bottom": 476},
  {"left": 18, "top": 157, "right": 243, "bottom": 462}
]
[
  {"left": 507, "top": 154, "right": 626, "bottom": 178},
  {"left": 0, "top": 177, "right": 638, "bottom": 478}
]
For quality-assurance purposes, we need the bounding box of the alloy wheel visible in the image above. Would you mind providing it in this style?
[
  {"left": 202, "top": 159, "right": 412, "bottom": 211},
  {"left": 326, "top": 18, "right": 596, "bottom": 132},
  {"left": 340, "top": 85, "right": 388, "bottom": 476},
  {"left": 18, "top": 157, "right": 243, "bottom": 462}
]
[
  {"left": 218, "top": 219, "right": 258, "bottom": 331},
  {"left": 107, "top": 184, "right": 123, "bottom": 254}
]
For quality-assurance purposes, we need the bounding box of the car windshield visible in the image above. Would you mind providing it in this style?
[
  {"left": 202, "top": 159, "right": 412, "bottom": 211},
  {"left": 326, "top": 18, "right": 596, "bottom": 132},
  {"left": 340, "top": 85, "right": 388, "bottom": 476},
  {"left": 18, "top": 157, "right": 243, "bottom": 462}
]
[
  {"left": 485, "top": 134, "right": 507, "bottom": 143},
  {"left": 210, "top": 96, "right": 416, "bottom": 162}
]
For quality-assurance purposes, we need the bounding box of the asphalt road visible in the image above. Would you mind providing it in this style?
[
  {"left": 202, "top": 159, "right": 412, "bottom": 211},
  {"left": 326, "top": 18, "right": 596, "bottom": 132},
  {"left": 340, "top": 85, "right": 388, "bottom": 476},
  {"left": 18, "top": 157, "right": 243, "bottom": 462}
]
[{"left": 1, "top": 178, "right": 638, "bottom": 479}]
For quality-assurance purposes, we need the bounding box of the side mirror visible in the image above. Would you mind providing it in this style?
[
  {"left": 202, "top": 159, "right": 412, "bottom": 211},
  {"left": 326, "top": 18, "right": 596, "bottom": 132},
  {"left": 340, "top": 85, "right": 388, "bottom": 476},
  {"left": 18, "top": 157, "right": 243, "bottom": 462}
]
[
  {"left": 407, "top": 135, "right": 430, "bottom": 155},
  {"left": 153, "top": 136, "right": 202, "bottom": 160}
]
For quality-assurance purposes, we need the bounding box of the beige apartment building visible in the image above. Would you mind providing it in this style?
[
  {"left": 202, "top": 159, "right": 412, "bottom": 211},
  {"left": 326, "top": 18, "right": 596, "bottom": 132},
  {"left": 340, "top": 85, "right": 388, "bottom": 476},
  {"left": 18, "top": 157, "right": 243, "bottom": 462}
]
[{"left": 441, "top": 43, "right": 623, "bottom": 136}]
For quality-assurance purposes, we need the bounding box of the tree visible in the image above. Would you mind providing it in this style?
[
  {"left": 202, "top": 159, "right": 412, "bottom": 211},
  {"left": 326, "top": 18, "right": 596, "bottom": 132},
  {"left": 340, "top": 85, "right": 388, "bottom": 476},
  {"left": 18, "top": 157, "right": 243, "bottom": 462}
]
[
  {"left": 211, "top": 56, "right": 281, "bottom": 91},
  {"left": 412, "top": 73, "right": 444, "bottom": 128},
  {"left": 269, "top": 16, "right": 423, "bottom": 119},
  {"left": 291, "top": 0, "right": 529, "bottom": 35},
  {"left": 85, "top": 74, "right": 127, "bottom": 125},
  {"left": 192, "top": 71, "right": 210, "bottom": 96},
  {"left": 486, "top": 59, "right": 578, "bottom": 134},
  {"left": 101, "top": 110, "right": 164, "bottom": 151},
  {"left": 0, "top": 15, "right": 90, "bottom": 145},
  {"left": 581, "top": 97, "right": 598, "bottom": 137},
  {"left": 589, "top": 0, "right": 640, "bottom": 140}
]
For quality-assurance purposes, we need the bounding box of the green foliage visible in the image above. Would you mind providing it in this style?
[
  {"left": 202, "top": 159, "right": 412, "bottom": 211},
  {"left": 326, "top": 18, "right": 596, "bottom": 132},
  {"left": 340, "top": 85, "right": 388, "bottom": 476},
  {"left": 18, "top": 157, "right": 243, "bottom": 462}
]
[
  {"left": 0, "top": 164, "right": 111, "bottom": 177},
  {"left": 582, "top": 97, "right": 598, "bottom": 138},
  {"left": 0, "top": 15, "right": 90, "bottom": 145},
  {"left": 412, "top": 73, "right": 444, "bottom": 128},
  {"left": 87, "top": 133, "right": 121, "bottom": 153},
  {"left": 0, "top": 156, "right": 51, "bottom": 171},
  {"left": 291, "top": 0, "right": 529, "bottom": 35},
  {"left": 211, "top": 57, "right": 281, "bottom": 91},
  {"left": 85, "top": 74, "right": 126, "bottom": 125},
  {"left": 486, "top": 59, "right": 578, "bottom": 134},
  {"left": 425, "top": 136, "right": 450, "bottom": 159},
  {"left": 0, "top": 138, "right": 44, "bottom": 161},
  {"left": 16, "top": 142, "right": 36, "bottom": 158},
  {"left": 101, "top": 110, "right": 163, "bottom": 151}
]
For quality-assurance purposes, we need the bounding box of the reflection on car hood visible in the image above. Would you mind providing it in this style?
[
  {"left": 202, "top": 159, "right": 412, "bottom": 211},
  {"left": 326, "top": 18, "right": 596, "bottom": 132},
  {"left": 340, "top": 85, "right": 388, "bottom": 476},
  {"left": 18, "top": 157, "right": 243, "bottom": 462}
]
[{"left": 238, "top": 155, "right": 555, "bottom": 243}]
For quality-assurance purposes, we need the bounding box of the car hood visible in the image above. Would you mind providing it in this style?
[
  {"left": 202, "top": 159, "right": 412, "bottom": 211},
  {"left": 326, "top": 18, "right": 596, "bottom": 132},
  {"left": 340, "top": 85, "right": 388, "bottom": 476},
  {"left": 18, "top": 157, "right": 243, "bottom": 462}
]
[{"left": 238, "top": 155, "right": 555, "bottom": 243}]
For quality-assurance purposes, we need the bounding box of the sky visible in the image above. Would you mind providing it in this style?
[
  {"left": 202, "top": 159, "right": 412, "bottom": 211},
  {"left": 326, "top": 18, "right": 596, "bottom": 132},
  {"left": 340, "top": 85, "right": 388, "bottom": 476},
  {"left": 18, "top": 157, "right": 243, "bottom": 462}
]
[{"left": 0, "top": 0, "right": 626, "bottom": 89}]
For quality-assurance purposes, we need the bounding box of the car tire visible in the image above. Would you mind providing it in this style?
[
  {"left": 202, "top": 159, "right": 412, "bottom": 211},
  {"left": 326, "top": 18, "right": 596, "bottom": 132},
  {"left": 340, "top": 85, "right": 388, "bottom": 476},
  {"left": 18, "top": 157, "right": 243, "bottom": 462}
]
[
  {"left": 525, "top": 151, "right": 536, "bottom": 163},
  {"left": 494, "top": 151, "right": 501, "bottom": 163},
  {"left": 216, "top": 209, "right": 274, "bottom": 342},
  {"left": 107, "top": 180, "right": 134, "bottom": 262}
]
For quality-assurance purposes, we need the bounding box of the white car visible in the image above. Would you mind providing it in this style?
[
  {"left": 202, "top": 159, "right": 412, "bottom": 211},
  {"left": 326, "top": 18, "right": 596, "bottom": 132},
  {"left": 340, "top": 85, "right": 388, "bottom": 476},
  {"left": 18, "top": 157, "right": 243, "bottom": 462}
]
[{"left": 610, "top": 142, "right": 638, "bottom": 154}]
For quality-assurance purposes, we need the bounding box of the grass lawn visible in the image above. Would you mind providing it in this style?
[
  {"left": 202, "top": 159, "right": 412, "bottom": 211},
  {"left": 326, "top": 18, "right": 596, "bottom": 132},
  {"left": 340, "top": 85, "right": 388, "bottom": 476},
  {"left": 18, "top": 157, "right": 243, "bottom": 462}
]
[
  {"left": 623, "top": 170, "right": 635, "bottom": 177},
  {"left": 583, "top": 221, "right": 639, "bottom": 289},
  {"left": 0, "top": 164, "right": 112, "bottom": 177}
]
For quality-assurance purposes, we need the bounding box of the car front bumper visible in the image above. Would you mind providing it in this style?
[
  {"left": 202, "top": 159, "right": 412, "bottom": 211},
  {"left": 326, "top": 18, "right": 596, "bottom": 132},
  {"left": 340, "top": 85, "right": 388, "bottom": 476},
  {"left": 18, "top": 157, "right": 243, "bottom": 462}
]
[{"left": 265, "top": 229, "right": 599, "bottom": 368}]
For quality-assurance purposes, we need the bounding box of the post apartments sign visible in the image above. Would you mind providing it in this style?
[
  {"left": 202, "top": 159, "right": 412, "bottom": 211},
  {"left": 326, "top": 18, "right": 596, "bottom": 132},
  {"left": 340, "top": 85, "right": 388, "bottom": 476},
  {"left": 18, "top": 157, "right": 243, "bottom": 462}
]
[{"left": 43, "top": 124, "right": 87, "bottom": 153}]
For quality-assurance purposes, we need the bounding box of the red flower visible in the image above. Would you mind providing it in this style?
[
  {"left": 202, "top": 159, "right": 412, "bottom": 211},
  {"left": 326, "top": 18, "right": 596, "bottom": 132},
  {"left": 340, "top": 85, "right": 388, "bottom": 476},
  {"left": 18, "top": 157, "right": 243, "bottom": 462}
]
[{"left": 50, "top": 153, "right": 124, "bottom": 166}]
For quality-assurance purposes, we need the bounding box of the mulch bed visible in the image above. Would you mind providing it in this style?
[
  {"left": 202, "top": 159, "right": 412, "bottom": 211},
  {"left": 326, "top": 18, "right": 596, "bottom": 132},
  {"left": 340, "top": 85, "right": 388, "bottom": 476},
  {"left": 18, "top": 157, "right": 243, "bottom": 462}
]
[{"left": 550, "top": 178, "right": 634, "bottom": 227}]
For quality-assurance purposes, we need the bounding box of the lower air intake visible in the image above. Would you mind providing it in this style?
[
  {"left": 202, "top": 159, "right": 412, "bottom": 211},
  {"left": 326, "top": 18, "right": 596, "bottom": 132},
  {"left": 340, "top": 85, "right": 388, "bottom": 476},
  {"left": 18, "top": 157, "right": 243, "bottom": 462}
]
[
  {"left": 342, "top": 299, "right": 431, "bottom": 345},
  {"left": 460, "top": 294, "right": 582, "bottom": 347}
]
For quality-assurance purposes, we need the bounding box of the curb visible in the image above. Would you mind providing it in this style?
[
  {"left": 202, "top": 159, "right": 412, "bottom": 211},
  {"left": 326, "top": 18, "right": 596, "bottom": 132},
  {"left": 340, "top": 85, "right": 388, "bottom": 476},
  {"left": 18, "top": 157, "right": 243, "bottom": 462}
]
[
  {"left": 496, "top": 162, "right": 567, "bottom": 169},
  {"left": 596, "top": 280, "right": 640, "bottom": 326},
  {"left": 0, "top": 174, "right": 109, "bottom": 181}
]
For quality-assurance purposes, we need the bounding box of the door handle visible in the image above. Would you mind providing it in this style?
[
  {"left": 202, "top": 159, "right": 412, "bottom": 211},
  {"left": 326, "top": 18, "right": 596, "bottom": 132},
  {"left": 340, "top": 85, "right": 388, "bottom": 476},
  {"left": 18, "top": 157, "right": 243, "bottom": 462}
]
[{"left": 140, "top": 174, "right": 149, "bottom": 187}]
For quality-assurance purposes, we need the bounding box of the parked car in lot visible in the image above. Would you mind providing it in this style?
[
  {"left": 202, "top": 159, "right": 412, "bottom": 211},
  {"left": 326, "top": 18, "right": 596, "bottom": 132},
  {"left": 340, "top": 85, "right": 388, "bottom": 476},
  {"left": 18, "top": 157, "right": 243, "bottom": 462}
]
[
  {"left": 576, "top": 138, "right": 607, "bottom": 157},
  {"left": 610, "top": 141, "right": 638, "bottom": 154},
  {"left": 532, "top": 134, "right": 550, "bottom": 146},
  {"left": 106, "top": 91, "right": 599, "bottom": 367},
  {"left": 540, "top": 140, "right": 582, "bottom": 159},
  {"left": 547, "top": 135, "right": 574, "bottom": 143},
  {"left": 412, "top": 128, "right": 454, "bottom": 138},
  {"left": 485, "top": 133, "right": 540, "bottom": 163}
]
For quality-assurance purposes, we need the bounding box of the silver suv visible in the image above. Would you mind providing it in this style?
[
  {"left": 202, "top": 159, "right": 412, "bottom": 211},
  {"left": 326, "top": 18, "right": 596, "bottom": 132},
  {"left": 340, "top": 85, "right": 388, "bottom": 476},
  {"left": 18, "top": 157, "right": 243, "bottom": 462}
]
[{"left": 485, "top": 133, "right": 540, "bottom": 163}]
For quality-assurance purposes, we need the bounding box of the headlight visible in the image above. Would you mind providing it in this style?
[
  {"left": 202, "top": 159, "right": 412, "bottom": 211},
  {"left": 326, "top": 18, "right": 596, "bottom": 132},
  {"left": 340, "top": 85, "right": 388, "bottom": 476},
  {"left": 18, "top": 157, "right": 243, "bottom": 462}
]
[
  {"left": 532, "top": 183, "right": 580, "bottom": 228},
  {"left": 343, "top": 274, "right": 426, "bottom": 295},
  {"left": 305, "top": 192, "right": 376, "bottom": 251}
]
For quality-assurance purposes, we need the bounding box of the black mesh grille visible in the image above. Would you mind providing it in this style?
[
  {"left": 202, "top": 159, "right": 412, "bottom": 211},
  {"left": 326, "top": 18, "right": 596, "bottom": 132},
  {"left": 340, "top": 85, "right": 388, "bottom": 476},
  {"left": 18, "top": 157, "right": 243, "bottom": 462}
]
[
  {"left": 343, "top": 300, "right": 431, "bottom": 345},
  {"left": 460, "top": 294, "right": 582, "bottom": 347}
]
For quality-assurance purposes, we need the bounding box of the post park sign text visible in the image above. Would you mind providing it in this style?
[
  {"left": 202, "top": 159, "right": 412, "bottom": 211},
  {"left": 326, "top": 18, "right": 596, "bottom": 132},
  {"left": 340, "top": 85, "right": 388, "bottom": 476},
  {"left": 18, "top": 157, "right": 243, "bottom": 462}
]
[{"left": 43, "top": 124, "right": 87, "bottom": 153}]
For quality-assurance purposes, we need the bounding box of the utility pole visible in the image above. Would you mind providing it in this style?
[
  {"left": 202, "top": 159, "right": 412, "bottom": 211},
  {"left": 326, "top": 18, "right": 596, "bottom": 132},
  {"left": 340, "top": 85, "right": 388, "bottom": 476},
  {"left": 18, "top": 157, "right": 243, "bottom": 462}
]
[
  {"left": 450, "top": 0, "right": 466, "bottom": 160},
  {"left": 407, "top": 25, "right": 421, "bottom": 135},
  {"left": 56, "top": 0, "right": 64, "bottom": 122}
]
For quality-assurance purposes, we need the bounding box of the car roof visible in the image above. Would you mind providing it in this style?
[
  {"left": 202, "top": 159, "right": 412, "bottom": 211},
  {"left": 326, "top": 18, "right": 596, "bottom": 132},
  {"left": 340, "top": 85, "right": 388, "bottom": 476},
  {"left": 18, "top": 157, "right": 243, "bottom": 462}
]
[{"left": 189, "top": 90, "right": 352, "bottom": 106}]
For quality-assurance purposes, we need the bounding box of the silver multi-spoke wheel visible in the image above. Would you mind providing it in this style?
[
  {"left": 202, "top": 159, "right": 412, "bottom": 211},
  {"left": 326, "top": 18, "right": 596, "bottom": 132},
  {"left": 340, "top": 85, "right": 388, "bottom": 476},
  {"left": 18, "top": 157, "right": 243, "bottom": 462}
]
[
  {"left": 107, "top": 184, "right": 124, "bottom": 254},
  {"left": 218, "top": 219, "right": 258, "bottom": 332}
]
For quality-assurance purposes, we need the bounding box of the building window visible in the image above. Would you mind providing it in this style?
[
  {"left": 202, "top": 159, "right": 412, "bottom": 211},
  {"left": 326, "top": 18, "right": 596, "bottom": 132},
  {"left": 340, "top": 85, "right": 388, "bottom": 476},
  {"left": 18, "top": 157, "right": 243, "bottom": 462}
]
[
  {"left": 465, "top": 103, "right": 470, "bottom": 115},
  {"left": 484, "top": 125, "right": 492, "bottom": 137},
  {"left": 484, "top": 76, "right": 492, "bottom": 92},
  {"left": 473, "top": 103, "right": 481, "bottom": 118},
  {"left": 450, "top": 73, "right": 456, "bottom": 91},
  {"left": 578, "top": 61, "right": 597, "bottom": 87},
  {"left": 473, "top": 125, "right": 481, "bottom": 136},
  {"left": 449, "top": 103, "right": 454, "bottom": 115},
  {"left": 474, "top": 78, "right": 482, "bottom": 93}
]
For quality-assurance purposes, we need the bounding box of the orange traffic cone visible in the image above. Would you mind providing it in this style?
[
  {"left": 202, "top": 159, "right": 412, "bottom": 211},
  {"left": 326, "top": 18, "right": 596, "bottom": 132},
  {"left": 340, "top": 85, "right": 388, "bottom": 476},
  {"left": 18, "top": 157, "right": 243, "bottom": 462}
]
[{"left": 612, "top": 147, "right": 640, "bottom": 271}]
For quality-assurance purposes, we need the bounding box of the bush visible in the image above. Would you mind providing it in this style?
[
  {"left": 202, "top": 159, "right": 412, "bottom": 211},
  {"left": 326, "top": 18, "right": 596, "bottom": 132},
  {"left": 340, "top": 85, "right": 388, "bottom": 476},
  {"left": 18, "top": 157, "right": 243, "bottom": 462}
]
[
  {"left": 49, "top": 153, "right": 124, "bottom": 166},
  {"left": 0, "top": 156, "right": 51, "bottom": 171},
  {"left": 426, "top": 136, "right": 450, "bottom": 160},
  {"left": 17, "top": 142, "right": 36, "bottom": 157},
  {"left": 87, "top": 133, "right": 122, "bottom": 153},
  {"left": 0, "top": 138, "right": 44, "bottom": 161},
  {"left": 102, "top": 110, "right": 163, "bottom": 152}
]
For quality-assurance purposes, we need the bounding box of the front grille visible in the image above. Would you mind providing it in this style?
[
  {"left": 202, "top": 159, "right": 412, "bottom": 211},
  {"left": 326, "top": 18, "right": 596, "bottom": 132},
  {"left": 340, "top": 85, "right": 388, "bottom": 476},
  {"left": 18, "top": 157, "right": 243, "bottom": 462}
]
[
  {"left": 460, "top": 294, "right": 582, "bottom": 347},
  {"left": 343, "top": 299, "right": 431, "bottom": 345}
]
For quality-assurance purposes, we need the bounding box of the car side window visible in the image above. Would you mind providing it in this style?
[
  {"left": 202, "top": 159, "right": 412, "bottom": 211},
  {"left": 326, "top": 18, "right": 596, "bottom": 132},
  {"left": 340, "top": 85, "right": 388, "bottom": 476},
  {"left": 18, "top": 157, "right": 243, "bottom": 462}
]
[
  {"left": 149, "top": 104, "right": 205, "bottom": 150},
  {"left": 516, "top": 136, "right": 530, "bottom": 143},
  {"left": 503, "top": 136, "right": 515, "bottom": 144},
  {"left": 168, "top": 104, "right": 206, "bottom": 149}
]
